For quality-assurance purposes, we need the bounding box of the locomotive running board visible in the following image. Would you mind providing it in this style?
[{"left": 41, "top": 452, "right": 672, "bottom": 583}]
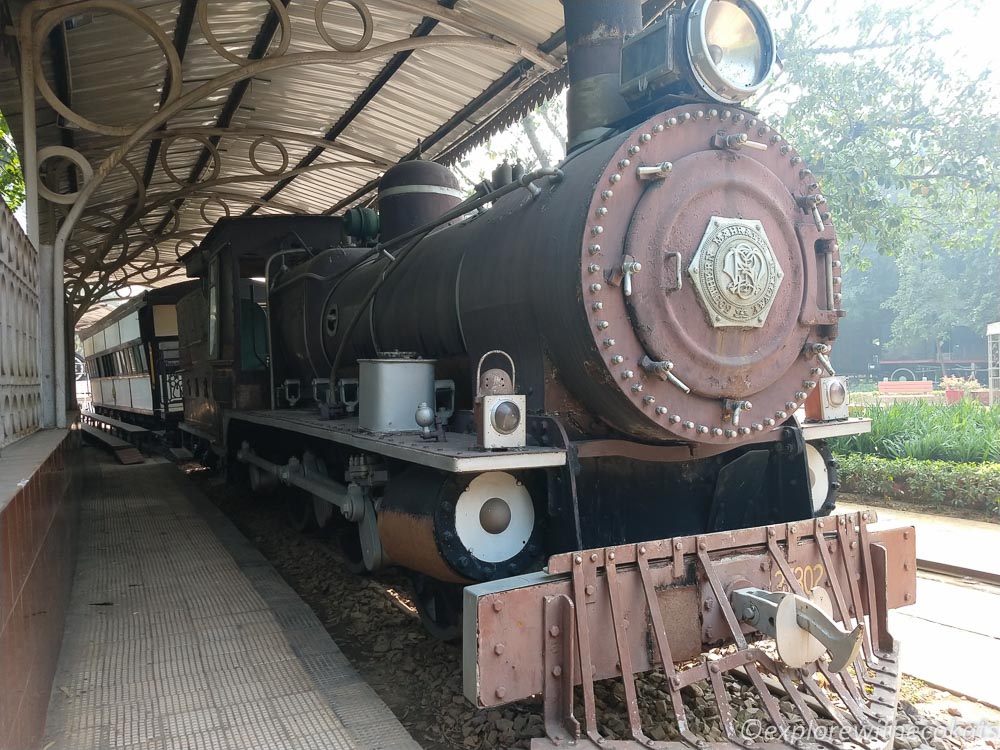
[{"left": 463, "top": 512, "right": 916, "bottom": 749}]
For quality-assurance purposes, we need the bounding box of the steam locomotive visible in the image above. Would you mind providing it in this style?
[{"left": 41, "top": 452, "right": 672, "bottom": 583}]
[
  {"left": 164, "top": 3, "right": 924, "bottom": 745},
  {"left": 172, "top": 0, "right": 871, "bottom": 641}
]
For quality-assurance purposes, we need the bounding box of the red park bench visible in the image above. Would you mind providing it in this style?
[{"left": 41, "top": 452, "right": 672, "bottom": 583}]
[{"left": 876, "top": 380, "right": 934, "bottom": 395}]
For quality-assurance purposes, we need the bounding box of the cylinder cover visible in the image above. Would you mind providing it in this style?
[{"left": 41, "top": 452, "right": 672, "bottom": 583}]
[{"left": 378, "top": 469, "right": 540, "bottom": 582}]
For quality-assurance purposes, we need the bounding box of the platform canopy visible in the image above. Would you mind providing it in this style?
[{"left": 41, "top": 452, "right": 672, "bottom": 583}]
[{"left": 0, "top": 0, "right": 587, "bottom": 321}]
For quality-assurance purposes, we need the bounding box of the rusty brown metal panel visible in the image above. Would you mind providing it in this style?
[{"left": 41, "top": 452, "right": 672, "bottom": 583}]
[
  {"left": 576, "top": 105, "right": 842, "bottom": 443},
  {"left": 465, "top": 513, "right": 915, "bottom": 710},
  {"left": 469, "top": 511, "right": 912, "bottom": 750},
  {"left": 377, "top": 507, "right": 468, "bottom": 583}
]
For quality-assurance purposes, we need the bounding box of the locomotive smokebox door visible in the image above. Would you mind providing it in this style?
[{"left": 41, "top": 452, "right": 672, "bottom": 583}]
[{"left": 474, "top": 351, "right": 526, "bottom": 450}]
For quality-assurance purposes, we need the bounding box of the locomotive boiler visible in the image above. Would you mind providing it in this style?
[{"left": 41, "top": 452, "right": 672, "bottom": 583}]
[{"left": 175, "top": 1, "right": 916, "bottom": 746}]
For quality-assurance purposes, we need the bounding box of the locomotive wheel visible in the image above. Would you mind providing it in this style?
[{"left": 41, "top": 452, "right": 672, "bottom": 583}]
[
  {"left": 286, "top": 491, "right": 318, "bottom": 532},
  {"left": 313, "top": 495, "right": 336, "bottom": 530},
  {"left": 337, "top": 523, "right": 368, "bottom": 575},
  {"left": 411, "top": 573, "right": 463, "bottom": 642},
  {"left": 248, "top": 463, "right": 278, "bottom": 495},
  {"left": 806, "top": 441, "right": 839, "bottom": 517}
]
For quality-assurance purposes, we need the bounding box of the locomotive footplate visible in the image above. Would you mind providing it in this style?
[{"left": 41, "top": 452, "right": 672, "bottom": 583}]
[
  {"left": 464, "top": 512, "right": 916, "bottom": 750},
  {"left": 225, "top": 410, "right": 567, "bottom": 473}
]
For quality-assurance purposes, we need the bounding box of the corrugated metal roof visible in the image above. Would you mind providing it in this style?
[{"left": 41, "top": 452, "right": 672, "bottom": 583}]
[{"left": 0, "top": 0, "right": 571, "bottom": 317}]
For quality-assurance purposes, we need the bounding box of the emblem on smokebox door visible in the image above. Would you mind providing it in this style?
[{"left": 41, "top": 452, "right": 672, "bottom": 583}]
[{"left": 688, "top": 216, "right": 783, "bottom": 328}]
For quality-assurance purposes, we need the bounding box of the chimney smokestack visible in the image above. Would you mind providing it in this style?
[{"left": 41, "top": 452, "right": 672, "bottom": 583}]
[{"left": 563, "top": 0, "right": 642, "bottom": 150}]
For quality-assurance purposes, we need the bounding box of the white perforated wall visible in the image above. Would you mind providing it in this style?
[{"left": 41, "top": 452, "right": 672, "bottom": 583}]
[{"left": 0, "top": 201, "right": 41, "bottom": 448}]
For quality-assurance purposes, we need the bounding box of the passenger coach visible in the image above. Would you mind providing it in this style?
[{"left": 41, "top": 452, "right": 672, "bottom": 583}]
[{"left": 80, "top": 282, "right": 199, "bottom": 428}]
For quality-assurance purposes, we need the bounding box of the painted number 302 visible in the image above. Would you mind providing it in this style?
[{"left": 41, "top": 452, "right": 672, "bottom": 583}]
[{"left": 773, "top": 564, "right": 825, "bottom": 592}]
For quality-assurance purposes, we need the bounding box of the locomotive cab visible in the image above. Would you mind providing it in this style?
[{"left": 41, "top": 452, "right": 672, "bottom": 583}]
[{"left": 177, "top": 215, "right": 348, "bottom": 454}]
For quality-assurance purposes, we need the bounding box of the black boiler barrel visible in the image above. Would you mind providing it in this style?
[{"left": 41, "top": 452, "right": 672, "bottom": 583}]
[{"left": 315, "top": 130, "right": 627, "bottom": 392}]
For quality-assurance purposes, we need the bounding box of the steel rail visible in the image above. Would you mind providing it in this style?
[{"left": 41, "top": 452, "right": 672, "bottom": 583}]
[{"left": 916, "top": 559, "right": 1000, "bottom": 587}]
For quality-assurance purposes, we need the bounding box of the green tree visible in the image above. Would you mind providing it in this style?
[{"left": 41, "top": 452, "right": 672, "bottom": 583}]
[
  {"left": 757, "top": 0, "right": 1000, "bottom": 355},
  {"left": 455, "top": 94, "right": 567, "bottom": 191},
  {"left": 0, "top": 110, "right": 25, "bottom": 211},
  {"left": 882, "top": 240, "right": 999, "bottom": 360},
  {"left": 756, "top": 0, "right": 1000, "bottom": 260}
]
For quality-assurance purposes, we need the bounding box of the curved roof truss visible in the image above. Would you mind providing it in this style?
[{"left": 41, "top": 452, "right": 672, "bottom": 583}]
[{"left": 0, "top": 0, "right": 573, "bottom": 320}]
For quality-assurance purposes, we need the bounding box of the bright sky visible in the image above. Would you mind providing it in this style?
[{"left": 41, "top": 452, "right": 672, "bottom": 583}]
[
  {"left": 461, "top": 0, "right": 1000, "bottom": 184},
  {"left": 760, "top": 0, "right": 1000, "bottom": 97}
]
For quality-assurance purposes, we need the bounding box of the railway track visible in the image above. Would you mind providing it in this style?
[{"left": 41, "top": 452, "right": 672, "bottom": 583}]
[
  {"left": 916, "top": 559, "right": 1000, "bottom": 587},
  {"left": 896, "top": 556, "right": 1000, "bottom": 710}
]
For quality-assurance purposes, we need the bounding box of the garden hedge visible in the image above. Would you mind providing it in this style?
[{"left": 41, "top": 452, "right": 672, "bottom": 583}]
[{"left": 836, "top": 453, "right": 1000, "bottom": 515}]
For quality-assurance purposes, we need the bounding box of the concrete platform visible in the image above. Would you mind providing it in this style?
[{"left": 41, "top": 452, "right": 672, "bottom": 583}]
[
  {"left": 43, "top": 450, "right": 420, "bottom": 750},
  {"left": 888, "top": 573, "right": 1000, "bottom": 709}
]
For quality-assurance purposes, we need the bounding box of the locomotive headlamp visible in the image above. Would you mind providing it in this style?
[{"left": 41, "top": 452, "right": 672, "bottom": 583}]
[
  {"left": 688, "top": 0, "right": 774, "bottom": 101},
  {"left": 474, "top": 351, "right": 527, "bottom": 449},
  {"left": 620, "top": 0, "right": 775, "bottom": 106},
  {"left": 479, "top": 393, "right": 527, "bottom": 449}
]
